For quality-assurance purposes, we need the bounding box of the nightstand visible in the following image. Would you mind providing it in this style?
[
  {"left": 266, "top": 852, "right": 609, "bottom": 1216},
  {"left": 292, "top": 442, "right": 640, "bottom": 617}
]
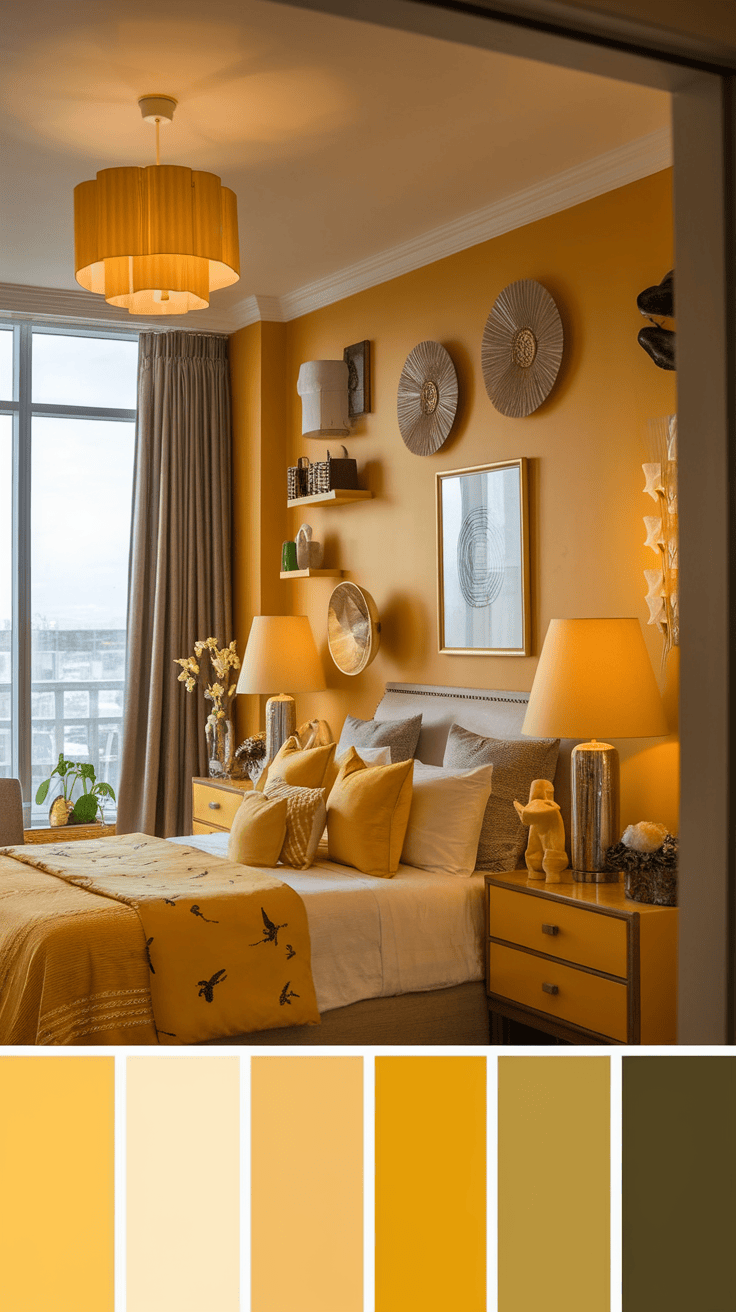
[
  {"left": 191, "top": 776, "right": 252, "bottom": 835},
  {"left": 485, "top": 871, "right": 678, "bottom": 1044}
]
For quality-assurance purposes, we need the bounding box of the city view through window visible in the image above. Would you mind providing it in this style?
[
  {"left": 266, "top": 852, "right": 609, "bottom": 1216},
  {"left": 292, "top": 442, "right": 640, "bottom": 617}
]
[{"left": 0, "top": 327, "right": 138, "bottom": 826}]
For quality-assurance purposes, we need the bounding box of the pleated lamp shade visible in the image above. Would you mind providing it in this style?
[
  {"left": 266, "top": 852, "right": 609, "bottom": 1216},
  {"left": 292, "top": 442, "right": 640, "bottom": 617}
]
[
  {"left": 74, "top": 165, "right": 239, "bottom": 315},
  {"left": 522, "top": 618, "right": 668, "bottom": 740}
]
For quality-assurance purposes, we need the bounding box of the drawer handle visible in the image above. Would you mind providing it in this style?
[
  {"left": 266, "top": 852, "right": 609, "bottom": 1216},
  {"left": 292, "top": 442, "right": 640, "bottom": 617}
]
[
  {"left": 208, "top": 801, "right": 221, "bottom": 810},
  {"left": 541, "top": 923, "right": 559, "bottom": 936},
  {"left": 542, "top": 982, "right": 559, "bottom": 996}
]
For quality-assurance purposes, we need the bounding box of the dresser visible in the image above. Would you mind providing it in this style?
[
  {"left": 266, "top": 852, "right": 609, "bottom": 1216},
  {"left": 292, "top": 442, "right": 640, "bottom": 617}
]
[
  {"left": 191, "top": 776, "right": 252, "bottom": 835},
  {"left": 485, "top": 871, "right": 677, "bottom": 1044}
]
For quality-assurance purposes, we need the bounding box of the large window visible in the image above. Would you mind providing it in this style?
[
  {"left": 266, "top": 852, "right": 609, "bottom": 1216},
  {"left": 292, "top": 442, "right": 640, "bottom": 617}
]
[{"left": 0, "top": 324, "right": 138, "bottom": 826}]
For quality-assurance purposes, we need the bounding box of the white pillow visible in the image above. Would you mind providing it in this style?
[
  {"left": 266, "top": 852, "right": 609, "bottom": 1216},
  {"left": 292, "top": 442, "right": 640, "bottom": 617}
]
[
  {"left": 400, "top": 762, "right": 494, "bottom": 878},
  {"left": 340, "top": 745, "right": 392, "bottom": 768}
]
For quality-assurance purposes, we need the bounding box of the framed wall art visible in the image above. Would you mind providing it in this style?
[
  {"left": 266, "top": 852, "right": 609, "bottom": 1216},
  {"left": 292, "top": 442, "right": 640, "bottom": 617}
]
[{"left": 436, "top": 459, "right": 530, "bottom": 656}]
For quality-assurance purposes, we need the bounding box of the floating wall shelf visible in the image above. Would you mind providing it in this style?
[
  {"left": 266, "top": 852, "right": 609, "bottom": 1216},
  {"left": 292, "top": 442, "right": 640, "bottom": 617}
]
[
  {"left": 286, "top": 489, "right": 373, "bottom": 509},
  {"left": 279, "top": 568, "right": 343, "bottom": 580}
]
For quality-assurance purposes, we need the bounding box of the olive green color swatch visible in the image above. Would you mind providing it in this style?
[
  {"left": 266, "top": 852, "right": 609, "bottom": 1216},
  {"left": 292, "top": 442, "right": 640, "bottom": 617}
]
[{"left": 623, "top": 1056, "right": 736, "bottom": 1312}]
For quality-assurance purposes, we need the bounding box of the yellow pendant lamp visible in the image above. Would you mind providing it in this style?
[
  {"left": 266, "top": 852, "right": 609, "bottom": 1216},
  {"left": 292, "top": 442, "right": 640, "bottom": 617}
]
[{"left": 74, "top": 95, "right": 240, "bottom": 315}]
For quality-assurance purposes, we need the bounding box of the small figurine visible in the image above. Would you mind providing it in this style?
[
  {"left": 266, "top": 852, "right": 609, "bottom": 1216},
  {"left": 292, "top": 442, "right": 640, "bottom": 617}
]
[
  {"left": 295, "top": 523, "right": 324, "bottom": 571},
  {"left": 513, "top": 779, "right": 569, "bottom": 883}
]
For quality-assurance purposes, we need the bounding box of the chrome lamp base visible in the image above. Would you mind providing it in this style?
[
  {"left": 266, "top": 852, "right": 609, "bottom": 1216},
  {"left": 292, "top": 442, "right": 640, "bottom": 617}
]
[{"left": 571, "top": 740, "right": 620, "bottom": 882}]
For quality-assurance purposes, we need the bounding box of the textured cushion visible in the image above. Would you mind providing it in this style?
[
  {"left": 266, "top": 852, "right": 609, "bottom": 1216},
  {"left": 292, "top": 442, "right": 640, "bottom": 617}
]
[
  {"left": 324, "top": 744, "right": 393, "bottom": 797},
  {"left": 259, "top": 735, "right": 335, "bottom": 793},
  {"left": 264, "top": 778, "right": 327, "bottom": 870},
  {"left": 443, "top": 723, "right": 559, "bottom": 872},
  {"left": 326, "top": 747, "right": 414, "bottom": 877},
  {"left": 337, "top": 712, "right": 422, "bottom": 763},
  {"left": 401, "top": 762, "right": 495, "bottom": 878},
  {"left": 227, "top": 791, "right": 287, "bottom": 867}
]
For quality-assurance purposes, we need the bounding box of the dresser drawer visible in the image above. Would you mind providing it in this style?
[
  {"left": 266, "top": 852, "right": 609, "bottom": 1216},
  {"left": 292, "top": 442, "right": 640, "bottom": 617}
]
[
  {"left": 192, "top": 783, "right": 246, "bottom": 830},
  {"left": 488, "top": 884, "right": 628, "bottom": 978},
  {"left": 488, "top": 941, "right": 629, "bottom": 1042}
]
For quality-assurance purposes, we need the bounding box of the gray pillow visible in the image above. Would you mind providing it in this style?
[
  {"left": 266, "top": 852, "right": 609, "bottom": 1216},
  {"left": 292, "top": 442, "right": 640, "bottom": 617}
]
[
  {"left": 443, "top": 722, "right": 560, "bottom": 872},
  {"left": 337, "top": 712, "right": 422, "bottom": 763}
]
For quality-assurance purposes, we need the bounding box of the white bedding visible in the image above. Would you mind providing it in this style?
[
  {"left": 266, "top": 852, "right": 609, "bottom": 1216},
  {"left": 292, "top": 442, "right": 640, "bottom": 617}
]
[{"left": 170, "top": 833, "right": 485, "bottom": 1014}]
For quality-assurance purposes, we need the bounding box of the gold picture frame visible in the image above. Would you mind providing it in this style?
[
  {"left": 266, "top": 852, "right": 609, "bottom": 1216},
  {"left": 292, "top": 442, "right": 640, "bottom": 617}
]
[{"left": 436, "top": 459, "right": 530, "bottom": 656}]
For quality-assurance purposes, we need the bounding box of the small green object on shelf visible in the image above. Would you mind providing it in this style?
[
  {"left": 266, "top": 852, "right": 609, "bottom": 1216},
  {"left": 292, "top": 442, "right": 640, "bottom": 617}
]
[{"left": 281, "top": 540, "right": 298, "bottom": 571}]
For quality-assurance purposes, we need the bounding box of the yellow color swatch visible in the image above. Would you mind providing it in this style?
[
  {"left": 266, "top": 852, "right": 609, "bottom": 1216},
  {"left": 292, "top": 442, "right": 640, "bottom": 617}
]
[
  {"left": 498, "top": 1056, "right": 609, "bottom": 1312},
  {"left": 375, "top": 1056, "right": 486, "bottom": 1312},
  {"left": 127, "top": 1056, "right": 240, "bottom": 1312},
  {"left": 0, "top": 1056, "right": 114, "bottom": 1312},
  {"left": 252, "top": 1056, "right": 363, "bottom": 1312}
]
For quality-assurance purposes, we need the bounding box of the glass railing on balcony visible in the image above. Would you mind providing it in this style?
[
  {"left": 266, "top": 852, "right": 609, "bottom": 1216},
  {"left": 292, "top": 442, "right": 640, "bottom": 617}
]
[{"left": 0, "top": 627, "right": 126, "bottom": 828}]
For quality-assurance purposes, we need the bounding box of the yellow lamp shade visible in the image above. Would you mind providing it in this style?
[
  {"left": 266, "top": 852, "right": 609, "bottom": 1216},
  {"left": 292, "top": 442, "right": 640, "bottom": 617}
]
[
  {"left": 74, "top": 165, "right": 239, "bottom": 315},
  {"left": 522, "top": 617, "right": 668, "bottom": 740},
  {"left": 236, "top": 616, "right": 326, "bottom": 696}
]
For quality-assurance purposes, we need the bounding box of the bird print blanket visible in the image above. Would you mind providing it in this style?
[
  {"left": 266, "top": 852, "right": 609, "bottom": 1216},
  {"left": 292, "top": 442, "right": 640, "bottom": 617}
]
[{"left": 0, "top": 833, "right": 320, "bottom": 1045}]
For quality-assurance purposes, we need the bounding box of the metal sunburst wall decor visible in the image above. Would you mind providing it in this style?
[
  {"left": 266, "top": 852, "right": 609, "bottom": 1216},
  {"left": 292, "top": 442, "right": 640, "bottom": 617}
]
[
  {"left": 481, "top": 280, "right": 563, "bottom": 418},
  {"left": 396, "top": 340, "right": 459, "bottom": 455}
]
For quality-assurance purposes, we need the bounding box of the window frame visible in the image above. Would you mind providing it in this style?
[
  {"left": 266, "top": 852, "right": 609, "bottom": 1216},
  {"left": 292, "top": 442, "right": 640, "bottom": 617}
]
[{"left": 0, "top": 320, "right": 139, "bottom": 826}]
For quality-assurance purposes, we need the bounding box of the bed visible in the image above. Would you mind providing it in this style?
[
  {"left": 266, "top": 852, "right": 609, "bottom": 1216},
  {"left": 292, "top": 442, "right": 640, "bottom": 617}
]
[{"left": 0, "top": 683, "right": 574, "bottom": 1046}]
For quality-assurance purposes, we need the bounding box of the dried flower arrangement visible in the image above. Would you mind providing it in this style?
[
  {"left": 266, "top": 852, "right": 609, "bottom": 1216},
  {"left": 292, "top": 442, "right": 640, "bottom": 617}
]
[
  {"left": 605, "top": 821, "right": 678, "bottom": 906},
  {"left": 175, "top": 638, "right": 241, "bottom": 776}
]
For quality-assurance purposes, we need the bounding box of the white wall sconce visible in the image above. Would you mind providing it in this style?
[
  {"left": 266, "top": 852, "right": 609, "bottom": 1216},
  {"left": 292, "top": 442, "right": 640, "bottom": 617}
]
[
  {"left": 297, "top": 361, "right": 350, "bottom": 438},
  {"left": 642, "top": 414, "right": 678, "bottom": 665}
]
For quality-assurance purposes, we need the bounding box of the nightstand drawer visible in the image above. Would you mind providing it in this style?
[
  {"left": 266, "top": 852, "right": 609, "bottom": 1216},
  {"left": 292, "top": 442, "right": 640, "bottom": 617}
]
[
  {"left": 192, "top": 819, "right": 228, "bottom": 836},
  {"left": 488, "top": 884, "right": 628, "bottom": 978},
  {"left": 192, "top": 783, "right": 246, "bottom": 830},
  {"left": 488, "top": 941, "right": 628, "bottom": 1042}
]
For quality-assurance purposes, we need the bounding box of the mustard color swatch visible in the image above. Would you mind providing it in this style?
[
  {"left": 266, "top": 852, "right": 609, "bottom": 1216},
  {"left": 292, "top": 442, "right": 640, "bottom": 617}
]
[
  {"left": 0, "top": 1056, "right": 114, "bottom": 1312},
  {"left": 127, "top": 1056, "right": 240, "bottom": 1312},
  {"left": 498, "top": 1056, "right": 609, "bottom": 1312},
  {"left": 375, "top": 1056, "right": 486, "bottom": 1312},
  {"left": 252, "top": 1056, "right": 363, "bottom": 1312}
]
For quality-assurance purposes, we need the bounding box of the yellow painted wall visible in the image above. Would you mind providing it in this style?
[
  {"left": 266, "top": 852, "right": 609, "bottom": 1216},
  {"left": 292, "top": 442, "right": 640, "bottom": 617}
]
[
  {"left": 230, "top": 321, "right": 288, "bottom": 738},
  {"left": 231, "top": 169, "right": 679, "bottom": 830}
]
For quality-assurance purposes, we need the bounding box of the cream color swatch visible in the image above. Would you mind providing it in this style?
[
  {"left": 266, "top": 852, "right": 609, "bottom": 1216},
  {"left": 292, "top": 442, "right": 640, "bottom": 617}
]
[
  {"left": 127, "top": 1057, "right": 240, "bottom": 1312},
  {"left": 498, "top": 1056, "right": 610, "bottom": 1312},
  {"left": 252, "top": 1056, "right": 363, "bottom": 1312},
  {"left": 0, "top": 1056, "right": 114, "bottom": 1312}
]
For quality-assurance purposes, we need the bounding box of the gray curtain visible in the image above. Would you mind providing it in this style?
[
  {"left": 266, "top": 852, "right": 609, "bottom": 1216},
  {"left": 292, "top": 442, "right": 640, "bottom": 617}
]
[{"left": 117, "top": 332, "right": 232, "bottom": 838}]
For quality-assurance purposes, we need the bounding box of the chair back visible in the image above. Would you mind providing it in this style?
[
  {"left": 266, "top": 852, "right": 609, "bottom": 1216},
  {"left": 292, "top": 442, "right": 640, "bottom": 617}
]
[{"left": 0, "top": 779, "right": 24, "bottom": 844}]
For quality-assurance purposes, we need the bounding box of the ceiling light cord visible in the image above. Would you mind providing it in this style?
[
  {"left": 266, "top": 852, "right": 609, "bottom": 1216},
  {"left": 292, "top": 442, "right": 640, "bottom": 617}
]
[{"left": 155, "top": 117, "right": 160, "bottom": 166}]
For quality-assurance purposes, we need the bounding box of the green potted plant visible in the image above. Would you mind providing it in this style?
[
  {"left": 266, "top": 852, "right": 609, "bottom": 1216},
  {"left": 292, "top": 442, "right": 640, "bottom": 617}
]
[{"left": 35, "top": 754, "right": 116, "bottom": 827}]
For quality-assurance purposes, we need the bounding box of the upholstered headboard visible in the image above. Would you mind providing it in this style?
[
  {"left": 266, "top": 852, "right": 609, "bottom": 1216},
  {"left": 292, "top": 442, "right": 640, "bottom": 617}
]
[{"left": 374, "top": 682, "right": 579, "bottom": 857}]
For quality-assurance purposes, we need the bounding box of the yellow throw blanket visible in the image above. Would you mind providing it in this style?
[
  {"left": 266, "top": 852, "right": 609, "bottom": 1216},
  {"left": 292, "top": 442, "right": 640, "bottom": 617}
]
[{"left": 1, "top": 834, "right": 320, "bottom": 1045}]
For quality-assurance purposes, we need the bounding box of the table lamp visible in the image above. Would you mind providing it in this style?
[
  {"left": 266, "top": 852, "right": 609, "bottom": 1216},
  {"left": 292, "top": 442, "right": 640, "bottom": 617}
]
[
  {"left": 236, "top": 615, "right": 326, "bottom": 762},
  {"left": 521, "top": 617, "right": 668, "bottom": 881}
]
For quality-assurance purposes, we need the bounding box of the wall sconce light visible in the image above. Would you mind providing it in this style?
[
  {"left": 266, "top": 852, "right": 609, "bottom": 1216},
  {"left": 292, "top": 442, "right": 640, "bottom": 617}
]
[
  {"left": 642, "top": 414, "right": 678, "bottom": 665},
  {"left": 297, "top": 361, "right": 350, "bottom": 438}
]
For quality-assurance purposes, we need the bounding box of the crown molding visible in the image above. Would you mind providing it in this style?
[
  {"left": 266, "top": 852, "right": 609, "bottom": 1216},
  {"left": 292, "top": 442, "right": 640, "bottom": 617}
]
[
  {"left": 267, "top": 128, "right": 671, "bottom": 324},
  {"left": 1, "top": 128, "right": 671, "bottom": 334},
  {"left": 0, "top": 283, "right": 244, "bottom": 333}
]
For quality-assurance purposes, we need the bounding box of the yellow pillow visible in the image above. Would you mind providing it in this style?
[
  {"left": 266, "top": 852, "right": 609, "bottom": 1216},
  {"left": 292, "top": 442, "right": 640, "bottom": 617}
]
[
  {"left": 258, "top": 736, "right": 336, "bottom": 792},
  {"left": 326, "top": 747, "right": 414, "bottom": 877},
  {"left": 227, "top": 791, "right": 287, "bottom": 867}
]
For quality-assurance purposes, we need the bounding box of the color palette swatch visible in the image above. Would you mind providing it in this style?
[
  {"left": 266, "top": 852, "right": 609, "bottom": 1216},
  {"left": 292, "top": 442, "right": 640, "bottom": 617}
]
[{"left": 1, "top": 1054, "right": 732, "bottom": 1311}]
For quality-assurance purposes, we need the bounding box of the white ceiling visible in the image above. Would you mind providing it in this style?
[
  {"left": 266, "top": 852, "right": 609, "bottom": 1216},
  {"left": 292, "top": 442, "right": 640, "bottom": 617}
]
[{"left": 0, "top": 0, "right": 670, "bottom": 328}]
